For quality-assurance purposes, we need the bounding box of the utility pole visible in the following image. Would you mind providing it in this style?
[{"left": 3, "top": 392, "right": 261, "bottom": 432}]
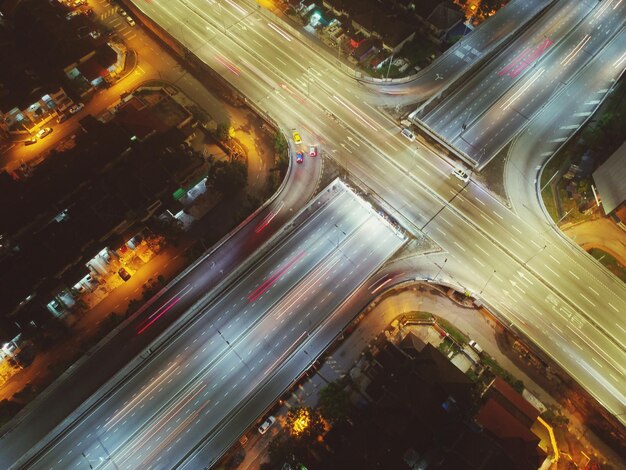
[{"left": 480, "top": 269, "right": 496, "bottom": 295}]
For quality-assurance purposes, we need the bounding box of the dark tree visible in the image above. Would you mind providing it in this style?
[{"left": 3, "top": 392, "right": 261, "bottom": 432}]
[
  {"left": 318, "top": 383, "right": 351, "bottom": 423},
  {"left": 208, "top": 160, "right": 248, "bottom": 195}
]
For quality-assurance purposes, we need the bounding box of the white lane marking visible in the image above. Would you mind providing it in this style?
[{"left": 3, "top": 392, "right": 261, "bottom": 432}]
[
  {"left": 568, "top": 270, "right": 580, "bottom": 280},
  {"left": 453, "top": 241, "right": 466, "bottom": 252},
  {"left": 543, "top": 263, "right": 560, "bottom": 278},
  {"left": 579, "top": 293, "right": 595, "bottom": 307},
  {"left": 549, "top": 254, "right": 560, "bottom": 264}
]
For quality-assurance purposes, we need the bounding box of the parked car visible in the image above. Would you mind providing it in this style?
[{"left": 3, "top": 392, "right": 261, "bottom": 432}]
[
  {"left": 69, "top": 103, "right": 84, "bottom": 114},
  {"left": 126, "top": 15, "right": 136, "bottom": 26},
  {"left": 258, "top": 416, "right": 276, "bottom": 434},
  {"left": 118, "top": 268, "right": 131, "bottom": 282},
  {"left": 469, "top": 340, "right": 483, "bottom": 354},
  {"left": 56, "top": 113, "right": 69, "bottom": 123},
  {"left": 401, "top": 127, "right": 415, "bottom": 142},
  {"left": 36, "top": 127, "right": 53, "bottom": 139},
  {"left": 24, "top": 137, "right": 37, "bottom": 146}
]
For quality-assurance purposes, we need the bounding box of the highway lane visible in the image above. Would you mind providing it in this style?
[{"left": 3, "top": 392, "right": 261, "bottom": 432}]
[
  {"left": 26, "top": 182, "right": 405, "bottom": 469},
  {"left": 365, "top": 0, "right": 553, "bottom": 104},
  {"left": 3, "top": 3, "right": 622, "bottom": 467},
  {"left": 504, "top": 26, "right": 626, "bottom": 227},
  {"left": 130, "top": 0, "right": 626, "bottom": 424},
  {"left": 420, "top": 0, "right": 594, "bottom": 139},
  {"left": 170, "top": 0, "right": 626, "bottom": 343},
  {"left": 450, "top": 0, "right": 626, "bottom": 166},
  {"left": 0, "top": 84, "right": 323, "bottom": 470}
]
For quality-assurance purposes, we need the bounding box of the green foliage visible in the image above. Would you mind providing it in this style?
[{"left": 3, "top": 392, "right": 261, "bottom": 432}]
[
  {"left": 126, "top": 299, "right": 143, "bottom": 316},
  {"left": 541, "top": 406, "right": 570, "bottom": 428},
  {"left": 207, "top": 159, "right": 248, "bottom": 195},
  {"left": 436, "top": 318, "right": 468, "bottom": 345},
  {"left": 216, "top": 120, "right": 231, "bottom": 141},
  {"left": 588, "top": 249, "right": 626, "bottom": 282},
  {"left": 480, "top": 0, "right": 502, "bottom": 15},
  {"left": 264, "top": 408, "right": 324, "bottom": 470},
  {"left": 0, "top": 399, "right": 23, "bottom": 427},
  {"left": 285, "top": 406, "right": 325, "bottom": 440},
  {"left": 99, "top": 312, "right": 122, "bottom": 337},
  {"left": 318, "top": 383, "right": 351, "bottom": 423},
  {"left": 482, "top": 355, "right": 524, "bottom": 393},
  {"left": 12, "top": 383, "right": 39, "bottom": 403}
]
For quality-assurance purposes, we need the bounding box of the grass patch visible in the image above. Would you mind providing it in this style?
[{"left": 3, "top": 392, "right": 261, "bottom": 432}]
[
  {"left": 437, "top": 318, "right": 468, "bottom": 345},
  {"left": 402, "top": 311, "right": 433, "bottom": 322},
  {"left": 540, "top": 185, "right": 558, "bottom": 221},
  {"left": 588, "top": 249, "right": 626, "bottom": 282},
  {"left": 540, "top": 77, "right": 626, "bottom": 223},
  {"left": 437, "top": 337, "right": 455, "bottom": 357}
]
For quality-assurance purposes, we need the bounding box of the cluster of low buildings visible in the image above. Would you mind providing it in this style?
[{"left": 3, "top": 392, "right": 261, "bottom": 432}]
[{"left": 290, "top": 0, "right": 469, "bottom": 72}]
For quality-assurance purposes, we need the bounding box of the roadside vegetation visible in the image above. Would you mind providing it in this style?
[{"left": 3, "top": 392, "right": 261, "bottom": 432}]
[{"left": 540, "top": 77, "right": 626, "bottom": 225}]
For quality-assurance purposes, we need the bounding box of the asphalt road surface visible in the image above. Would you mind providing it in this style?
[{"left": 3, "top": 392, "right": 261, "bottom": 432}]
[
  {"left": 21, "top": 183, "right": 405, "bottom": 469},
  {"left": 366, "top": 0, "right": 553, "bottom": 104},
  {"left": 129, "top": 0, "right": 626, "bottom": 424},
  {"left": 421, "top": 0, "right": 626, "bottom": 166},
  {"left": 4, "top": 1, "right": 625, "bottom": 467}
]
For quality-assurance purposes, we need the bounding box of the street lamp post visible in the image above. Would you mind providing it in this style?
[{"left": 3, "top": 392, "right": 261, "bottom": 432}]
[
  {"left": 434, "top": 258, "right": 448, "bottom": 282},
  {"left": 480, "top": 269, "right": 496, "bottom": 295}
]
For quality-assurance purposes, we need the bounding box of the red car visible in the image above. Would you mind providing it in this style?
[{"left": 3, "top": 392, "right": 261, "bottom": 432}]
[
  {"left": 309, "top": 145, "right": 318, "bottom": 157},
  {"left": 296, "top": 151, "right": 304, "bottom": 163}
]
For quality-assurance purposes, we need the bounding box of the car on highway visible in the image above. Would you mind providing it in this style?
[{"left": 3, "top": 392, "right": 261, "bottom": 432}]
[
  {"left": 258, "top": 416, "right": 276, "bottom": 434},
  {"left": 296, "top": 151, "right": 304, "bottom": 163},
  {"left": 309, "top": 145, "right": 318, "bottom": 157},
  {"left": 36, "top": 127, "right": 53, "bottom": 139},
  {"left": 69, "top": 103, "right": 84, "bottom": 114},
  {"left": 118, "top": 268, "right": 132, "bottom": 282},
  {"left": 24, "top": 137, "right": 37, "bottom": 146},
  {"left": 451, "top": 166, "right": 470, "bottom": 183},
  {"left": 292, "top": 129, "right": 302, "bottom": 144},
  {"left": 401, "top": 127, "right": 416, "bottom": 142}
]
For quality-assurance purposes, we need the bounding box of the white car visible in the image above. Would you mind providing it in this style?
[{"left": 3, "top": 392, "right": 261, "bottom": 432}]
[
  {"left": 469, "top": 340, "right": 483, "bottom": 354},
  {"left": 36, "top": 127, "right": 53, "bottom": 139},
  {"left": 258, "top": 416, "right": 276, "bottom": 434},
  {"left": 451, "top": 167, "right": 470, "bottom": 183},
  {"left": 69, "top": 103, "right": 84, "bottom": 114}
]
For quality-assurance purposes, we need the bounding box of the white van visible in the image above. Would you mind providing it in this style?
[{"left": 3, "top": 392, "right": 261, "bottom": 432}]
[
  {"left": 452, "top": 166, "right": 470, "bottom": 183},
  {"left": 469, "top": 340, "right": 483, "bottom": 354},
  {"left": 401, "top": 128, "right": 415, "bottom": 142}
]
